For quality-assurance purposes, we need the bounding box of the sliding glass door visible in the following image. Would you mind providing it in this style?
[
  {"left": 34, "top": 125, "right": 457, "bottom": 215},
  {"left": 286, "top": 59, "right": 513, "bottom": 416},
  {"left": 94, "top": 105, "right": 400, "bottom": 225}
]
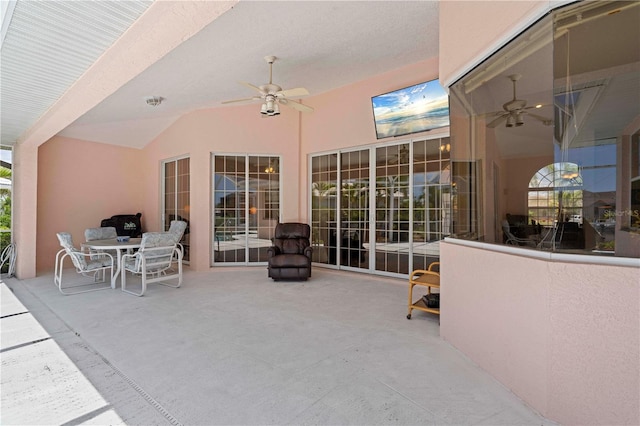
[
  {"left": 212, "top": 154, "right": 280, "bottom": 265},
  {"left": 339, "top": 149, "right": 370, "bottom": 270},
  {"left": 375, "top": 143, "right": 411, "bottom": 274},
  {"left": 311, "top": 154, "right": 338, "bottom": 265},
  {"left": 310, "top": 136, "right": 450, "bottom": 276},
  {"left": 411, "top": 139, "right": 451, "bottom": 270},
  {"left": 162, "top": 157, "right": 190, "bottom": 262}
]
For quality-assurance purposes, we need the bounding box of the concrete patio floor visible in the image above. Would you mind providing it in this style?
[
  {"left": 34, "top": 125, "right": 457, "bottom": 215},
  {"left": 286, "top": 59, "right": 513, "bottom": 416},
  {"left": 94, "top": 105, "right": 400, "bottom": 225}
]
[{"left": 1, "top": 267, "right": 556, "bottom": 425}]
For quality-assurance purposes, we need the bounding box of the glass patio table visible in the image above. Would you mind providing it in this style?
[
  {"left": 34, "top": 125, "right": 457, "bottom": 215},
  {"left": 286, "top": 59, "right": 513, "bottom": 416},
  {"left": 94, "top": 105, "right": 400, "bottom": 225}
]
[{"left": 82, "top": 238, "right": 142, "bottom": 288}]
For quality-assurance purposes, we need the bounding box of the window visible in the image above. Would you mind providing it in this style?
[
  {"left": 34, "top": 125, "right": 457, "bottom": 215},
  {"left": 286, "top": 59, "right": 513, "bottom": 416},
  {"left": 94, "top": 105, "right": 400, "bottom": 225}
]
[
  {"left": 310, "top": 136, "right": 450, "bottom": 276},
  {"left": 630, "top": 133, "right": 640, "bottom": 230},
  {"left": 212, "top": 154, "right": 280, "bottom": 265},
  {"left": 163, "top": 157, "right": 190, "bottom": 261},
  {"left": 0, "top": 145, "right": 12, "bottom": 274},
  {"left": 529, "top": 162, "right": 583, "bottom": 226},
  {"left": 449, "top": 1, "right": 639, "bottom": 258}
]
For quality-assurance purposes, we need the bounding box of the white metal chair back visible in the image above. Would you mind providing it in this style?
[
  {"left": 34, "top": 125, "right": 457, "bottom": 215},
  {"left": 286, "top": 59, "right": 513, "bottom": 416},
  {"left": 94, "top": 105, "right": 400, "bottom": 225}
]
[
  {"left": 54, "top": 232, "right": 114, "bottom": 295},
  {"left": 168, "top": 220, "right": 187, "bottom": 258},
  {"left": 168, "top": 220, "right": 187, "bottom": 241},
  {"left": 121, "top": 232, "right": 182, "bottom": 296},
  {"left": 1, "top": 242, "right": 16, "bottom": 278},
  {"left": 84, "top": 226, "right": 119, "bottom": 259},
  {"left": 84, "top": 226, "right": 117, "bottom": 241}
]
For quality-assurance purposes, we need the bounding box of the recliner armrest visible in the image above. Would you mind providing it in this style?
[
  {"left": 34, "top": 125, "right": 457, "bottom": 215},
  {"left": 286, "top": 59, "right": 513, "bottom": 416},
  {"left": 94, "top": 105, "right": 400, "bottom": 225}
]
[
  {"left": 267, "top": 246, "right": 280, "bottom": 258},
  {"left": 304, "top": 246, "right": 313, "bottom": 259}
]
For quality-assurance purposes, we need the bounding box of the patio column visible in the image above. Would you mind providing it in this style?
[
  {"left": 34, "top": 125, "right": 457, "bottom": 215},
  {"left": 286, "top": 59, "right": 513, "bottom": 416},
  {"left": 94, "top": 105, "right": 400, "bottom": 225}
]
[{"left": 13, "top": 142, "right": 38, "bottom": 278}]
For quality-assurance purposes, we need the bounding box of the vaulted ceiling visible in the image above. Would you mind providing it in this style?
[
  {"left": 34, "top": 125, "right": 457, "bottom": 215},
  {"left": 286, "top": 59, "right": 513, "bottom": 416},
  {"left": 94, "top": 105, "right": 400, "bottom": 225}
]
[{"left": 1, "top": 1, "right": 440, "bottom": 149}]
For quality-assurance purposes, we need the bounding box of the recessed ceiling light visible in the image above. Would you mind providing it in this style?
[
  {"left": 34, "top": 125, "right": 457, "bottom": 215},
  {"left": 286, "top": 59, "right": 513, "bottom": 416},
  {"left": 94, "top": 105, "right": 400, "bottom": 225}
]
[{"left": 145, "top": 96, "right": 163, "bottom": 107}]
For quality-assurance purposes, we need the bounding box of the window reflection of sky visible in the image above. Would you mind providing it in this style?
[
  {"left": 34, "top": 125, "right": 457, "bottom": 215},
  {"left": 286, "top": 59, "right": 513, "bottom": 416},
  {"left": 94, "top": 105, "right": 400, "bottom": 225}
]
[
  {"left": 213, "top": 174, "right": 274, "bottom": 206},
  {"left": 581, "top": 167, "right": 616, "bottom": 193},
  {"left": 213, "top": 175, "right": 238, "bottom": 206},
  {"left": 1, "top": 147, "right": 11, "bottom": 165},
  {"left": 413, "top": 172, "right": 443, "bottom": 185},
  {"left": 555, "top": 143, "right": 616, "bottom": 192}
]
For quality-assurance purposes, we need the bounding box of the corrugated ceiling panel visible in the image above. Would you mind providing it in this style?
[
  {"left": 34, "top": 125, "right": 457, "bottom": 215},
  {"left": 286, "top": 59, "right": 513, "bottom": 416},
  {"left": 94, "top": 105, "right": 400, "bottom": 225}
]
[{"left": 0, "top": 0, "right": 152, "bottom": 144}]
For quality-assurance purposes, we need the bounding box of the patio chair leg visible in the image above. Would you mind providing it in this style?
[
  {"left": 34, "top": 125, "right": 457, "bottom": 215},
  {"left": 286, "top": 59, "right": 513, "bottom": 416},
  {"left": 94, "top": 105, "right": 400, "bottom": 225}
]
[{"left": 121, "top": 270, "right": 145, "bottom": 297}]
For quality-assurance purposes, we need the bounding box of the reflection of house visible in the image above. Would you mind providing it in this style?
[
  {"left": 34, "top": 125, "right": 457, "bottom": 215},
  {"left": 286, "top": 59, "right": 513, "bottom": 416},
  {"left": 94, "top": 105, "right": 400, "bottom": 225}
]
[{"left": 583, "top": 192, "right": 616, "bottom": 220}]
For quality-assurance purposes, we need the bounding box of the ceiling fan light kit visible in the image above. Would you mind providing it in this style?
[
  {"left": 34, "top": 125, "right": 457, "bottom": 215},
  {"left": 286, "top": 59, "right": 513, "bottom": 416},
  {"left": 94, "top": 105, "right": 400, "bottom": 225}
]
[
  {"left": 222, "top": 55, "right": 313, "bottom": 117},
  {"left": 261, "top": 94, "right": 280, "bottom": 116},
  {"left": 515, "top": 112, "right": 524, "bottom": 126}
]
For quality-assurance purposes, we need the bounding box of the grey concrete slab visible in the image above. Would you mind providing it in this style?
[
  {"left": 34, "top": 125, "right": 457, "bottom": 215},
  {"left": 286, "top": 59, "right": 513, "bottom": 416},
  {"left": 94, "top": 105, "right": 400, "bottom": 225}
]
[{"left": 2, "top": 268, "right": 557, "bottom": 425}]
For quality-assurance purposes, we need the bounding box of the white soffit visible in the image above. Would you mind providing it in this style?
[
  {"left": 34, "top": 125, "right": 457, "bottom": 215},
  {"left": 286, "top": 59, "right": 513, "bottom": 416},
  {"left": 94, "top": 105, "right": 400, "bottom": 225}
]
[{"left": 0, "top": 0, "right": 152, "bottom": 145}]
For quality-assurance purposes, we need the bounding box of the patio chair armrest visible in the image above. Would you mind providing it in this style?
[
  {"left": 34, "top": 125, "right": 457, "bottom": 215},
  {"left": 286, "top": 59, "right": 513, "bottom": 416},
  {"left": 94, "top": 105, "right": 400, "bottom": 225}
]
[
  {"left": 72, "top": 250, "right": 114, "bottom": 263},
  {"left": 121, "top": 251, "right": 142, "bottom": 273},
  {"left": 172, "top": 245, "right": 183, "bottom": 262}
]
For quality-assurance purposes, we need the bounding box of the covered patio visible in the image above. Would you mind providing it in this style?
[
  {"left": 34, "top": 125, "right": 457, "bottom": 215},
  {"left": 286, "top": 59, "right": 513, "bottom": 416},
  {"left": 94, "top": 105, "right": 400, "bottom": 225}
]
[{"left": 1, "top": 267, "right": 553, "bottom": 425}]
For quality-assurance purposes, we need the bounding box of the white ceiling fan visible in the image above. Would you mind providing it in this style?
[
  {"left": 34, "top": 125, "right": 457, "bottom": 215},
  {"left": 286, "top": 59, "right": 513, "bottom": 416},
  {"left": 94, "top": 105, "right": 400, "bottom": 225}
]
[
  {"left": 486, "top": 74, "right": 552, "bottom": 128},
  {"left": 222, "top": 55, "right": 314, "bottom": 116}
]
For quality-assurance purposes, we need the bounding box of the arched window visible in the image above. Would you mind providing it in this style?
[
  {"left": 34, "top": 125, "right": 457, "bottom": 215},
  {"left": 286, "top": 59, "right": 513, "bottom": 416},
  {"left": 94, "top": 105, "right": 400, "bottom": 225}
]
[{"left": 528, "top": 162, "right": 583, "bottom": 226}]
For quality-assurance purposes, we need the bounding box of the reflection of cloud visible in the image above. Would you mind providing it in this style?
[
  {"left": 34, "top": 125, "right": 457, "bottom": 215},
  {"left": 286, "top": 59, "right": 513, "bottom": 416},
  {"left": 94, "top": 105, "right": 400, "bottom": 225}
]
[
  {"left": 376, "top": 92, "right": 410, "bottom": 110},
  {"left": 410, "top": 85, "right": 427, "bottom": 95},
  {"left": 374, "top": 96, "right": 448, "bottom": 121},
  {"left": 376, "top": 106, "right": 392, "bottom": 115}
]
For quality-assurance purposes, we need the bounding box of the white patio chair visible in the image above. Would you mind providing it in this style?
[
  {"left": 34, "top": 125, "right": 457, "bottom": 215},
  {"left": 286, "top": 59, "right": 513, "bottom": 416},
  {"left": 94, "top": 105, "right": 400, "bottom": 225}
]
[
  {"left": 84, "top": 226, "right": 118, "bottom": 242},
  {"left": 168, "top": 220, "right": 187, "bottom": 258},
  {"left": 1, "top": 242, "right": 16, "bottom": 278},
  {"left": 84, "top": 226, "right": 118, "bottom": 279},
  {"left": 54, "top": 232, "right": 114, "bottom": 295},
  {"left": 121, "top": 232, "right": 182, "bottom": 297},
  {"left": 501, "top": 220, "right": 536, "bottom": 247}
]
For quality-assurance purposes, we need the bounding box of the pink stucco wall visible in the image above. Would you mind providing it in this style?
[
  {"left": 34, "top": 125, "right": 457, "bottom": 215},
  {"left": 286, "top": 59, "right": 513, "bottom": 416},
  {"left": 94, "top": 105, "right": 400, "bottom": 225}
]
[
  {"left": 13, "top": 143, "right": 39, "bottom": 278},
  {"left": 35, "top": 59, "right": 440, "bottom": 273},
  {"left": 140, "top": 103, "right": 301, "bottom": 271},
  {"left": 439, "top": 2, "right": 639, "bottom": 424},
  {"left": 36, "top": 103, "right": 303, "bottom": 273},
  {"left": 302, "top": 58, "right": 441, "bottom": 154},
  {"left": 36, "top": 136, "right": 145, "bottom": 272},
  {"left": 440, "top": 240, "right": 640, "bottom": 425},
  {"left": 439, "top": 0, "right": 551, "bottom": 87}
]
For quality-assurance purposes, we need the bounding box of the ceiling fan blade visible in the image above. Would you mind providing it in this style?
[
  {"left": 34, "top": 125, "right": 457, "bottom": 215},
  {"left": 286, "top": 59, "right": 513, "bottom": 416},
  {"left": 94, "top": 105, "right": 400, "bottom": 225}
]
[
  {"left": 221, "top": 96, "right": 259, "bottom": 105},
  {"left": 239, "top": 81, "right": 265, "bottom": 94},
  {"left": 277, "top": 87, "right": 309, "bottom": 98},
  {"left": 487, "top": 114, "right": 508, "bottom": 128},
  {"left": 479, "top": 110, "right": 504, "bottom": 118},
  {"left": 280, "top": 98, "right": 314, "bottom": 113},
  {"left": 527, "top": 112, "right": 553, "bottom": 125}
]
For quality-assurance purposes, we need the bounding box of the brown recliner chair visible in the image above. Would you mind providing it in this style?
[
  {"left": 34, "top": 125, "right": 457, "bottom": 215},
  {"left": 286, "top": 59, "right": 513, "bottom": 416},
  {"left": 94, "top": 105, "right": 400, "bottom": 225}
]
[{"left": 267, "top": 223, "right": 313, "bottom": 281}]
